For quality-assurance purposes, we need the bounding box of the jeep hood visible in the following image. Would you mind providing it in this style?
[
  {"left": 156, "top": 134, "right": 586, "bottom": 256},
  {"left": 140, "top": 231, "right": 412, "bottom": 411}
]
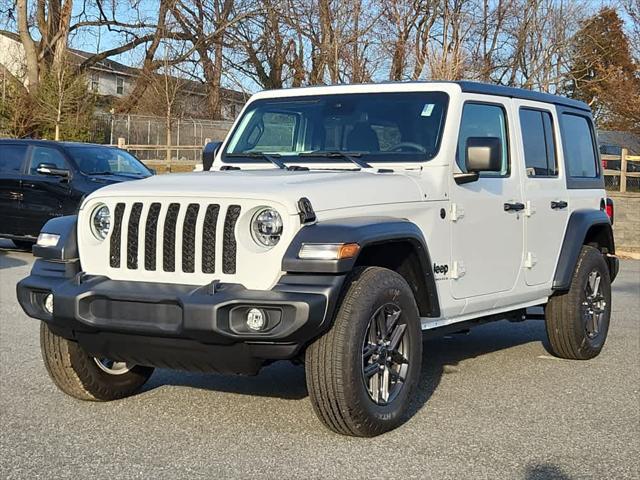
[{"left": 85, "top": 169, "right": 424, "bottom": 213}]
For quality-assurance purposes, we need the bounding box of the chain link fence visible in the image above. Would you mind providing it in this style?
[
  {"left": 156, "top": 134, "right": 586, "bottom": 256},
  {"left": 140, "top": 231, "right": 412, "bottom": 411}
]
[{"left": 89, "top": 113, "right": 233, "bottom": 163}]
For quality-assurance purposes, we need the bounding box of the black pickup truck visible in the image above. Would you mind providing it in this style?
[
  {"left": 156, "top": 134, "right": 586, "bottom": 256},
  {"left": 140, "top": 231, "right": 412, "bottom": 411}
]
[{"left": 0, "top": 139, "right": 152, "bottom": 249}]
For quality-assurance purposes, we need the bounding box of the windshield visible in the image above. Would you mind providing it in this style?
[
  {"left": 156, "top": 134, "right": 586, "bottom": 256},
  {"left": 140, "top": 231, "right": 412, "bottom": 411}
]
[
  {"left": 67, "top": 146, "right": 152, "bottom": 177},
  {"left": 223, "top": 92, "right": 449, "bottom": 164}
]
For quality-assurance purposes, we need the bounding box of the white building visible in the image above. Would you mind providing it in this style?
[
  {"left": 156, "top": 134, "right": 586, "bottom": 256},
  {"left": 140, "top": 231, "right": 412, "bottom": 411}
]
[{"left": 0, "top": 30, "right": 246, "bottom": 120}]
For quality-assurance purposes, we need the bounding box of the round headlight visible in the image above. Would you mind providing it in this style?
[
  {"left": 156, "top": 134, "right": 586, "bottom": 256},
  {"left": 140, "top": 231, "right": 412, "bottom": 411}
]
[
  {"left": 91, "top": 204, "right": 111, "bottom": 240},
  {"left": 251, "top": 208, "right": 283, "bottom": 247}
]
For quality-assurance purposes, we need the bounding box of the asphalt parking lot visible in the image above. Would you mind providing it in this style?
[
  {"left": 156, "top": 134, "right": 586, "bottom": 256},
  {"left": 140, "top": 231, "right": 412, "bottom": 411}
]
[{"left": 1, "top": 240, "right": 638, "bottom": 479}]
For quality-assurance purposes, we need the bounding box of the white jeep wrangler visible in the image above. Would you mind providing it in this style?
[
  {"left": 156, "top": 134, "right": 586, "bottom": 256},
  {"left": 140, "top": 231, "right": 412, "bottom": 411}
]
[{"left": 18, "top": 81, "right": 618, "bottom": 437}]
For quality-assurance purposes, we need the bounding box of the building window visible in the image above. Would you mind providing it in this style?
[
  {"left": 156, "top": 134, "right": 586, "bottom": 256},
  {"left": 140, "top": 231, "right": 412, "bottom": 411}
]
[
  {"left": 116, "top": 77, "right": 124, "bottom": 95},
  {"left": 230, "top": 104, "right": 237, "bottom": 117},
  {"left": 90, "top": 72, "right": 99, "bottom": 92}
]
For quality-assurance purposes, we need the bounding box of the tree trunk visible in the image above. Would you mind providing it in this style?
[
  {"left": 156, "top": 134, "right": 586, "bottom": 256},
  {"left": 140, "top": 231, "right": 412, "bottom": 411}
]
[{"left": 17, "top": 0, "right": 40, "bottom": 92}]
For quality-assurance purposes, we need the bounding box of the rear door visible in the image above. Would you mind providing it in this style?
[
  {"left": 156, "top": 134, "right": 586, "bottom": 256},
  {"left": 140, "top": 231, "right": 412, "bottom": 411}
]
[
  {"left": 514, "top": 101, "right": 569, "bottom": 286},
  {"left": 0, "top": 143, "right": 29, "bottom": 237},
  {"left": 20, "top": 146, "right": 72, "bottom": 236}
]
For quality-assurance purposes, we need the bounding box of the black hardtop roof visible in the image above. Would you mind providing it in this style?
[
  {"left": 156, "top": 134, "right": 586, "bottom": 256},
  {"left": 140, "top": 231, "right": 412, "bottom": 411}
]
[
  {"left": 0, "top": 139, "right": 119, "bottom": 149},
  {"left": 455, "top": 81, "right": 590, "bottom": 112}
]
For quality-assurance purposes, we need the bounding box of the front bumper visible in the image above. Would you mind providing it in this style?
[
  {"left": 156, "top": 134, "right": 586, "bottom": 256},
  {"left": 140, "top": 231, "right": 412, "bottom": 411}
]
[{"left": 17, "top": 259, "right": 345, "bottom": 375}]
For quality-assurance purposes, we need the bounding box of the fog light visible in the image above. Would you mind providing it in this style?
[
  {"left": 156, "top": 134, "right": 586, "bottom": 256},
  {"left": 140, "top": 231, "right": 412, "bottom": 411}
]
[
  {"left": 44, "top": 293, "right": 54, "bottom": 314},
  {"left": 246, "top": 308, "right": 266, "bottom": 331}
]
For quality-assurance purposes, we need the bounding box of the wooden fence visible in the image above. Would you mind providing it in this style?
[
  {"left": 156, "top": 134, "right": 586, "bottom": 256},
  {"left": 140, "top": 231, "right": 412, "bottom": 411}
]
[
  {"left": 115, "top": 137, "right": 203, "bottom": 172},
  {"left": 602, "top": 148, "right": 640, "bottom": 193}
]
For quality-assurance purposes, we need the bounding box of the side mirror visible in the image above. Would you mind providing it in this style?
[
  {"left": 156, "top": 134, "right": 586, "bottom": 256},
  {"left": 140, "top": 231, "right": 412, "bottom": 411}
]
[
  {"left": 465, "top": 137, "right": 502, "bottom": 173},
  {"left": 36, "top": 163, "right": 70, "bottom": 178},
  {"left": 202, "top": 141, "right": 222, "bottom": 171}
]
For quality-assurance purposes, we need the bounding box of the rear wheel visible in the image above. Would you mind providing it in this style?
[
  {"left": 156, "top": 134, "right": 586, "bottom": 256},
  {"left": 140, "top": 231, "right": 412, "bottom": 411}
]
[
  {"left": 305, "top": 267, "right": 422, "bottom": 437},
  {"left": 40, "top": 323, "right": 154, "bottom": 401},
  {"left": 545, "top": 246, "right": 612, "bottom": 360}
]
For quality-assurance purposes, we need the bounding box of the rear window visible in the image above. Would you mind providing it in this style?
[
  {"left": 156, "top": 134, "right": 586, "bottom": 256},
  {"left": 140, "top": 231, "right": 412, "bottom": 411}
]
[
  {"left": 561, "top": 114, "right": 598, "bottom": 178},
  {"left": 0, "top": 144, "right": 28, "bottom": 173}
]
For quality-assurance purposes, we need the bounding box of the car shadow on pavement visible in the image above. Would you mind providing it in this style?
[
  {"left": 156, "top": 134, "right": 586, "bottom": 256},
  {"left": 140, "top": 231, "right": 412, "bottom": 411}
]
[
  {"left": 524, "top": 463, "right": 573, "bottom": 480},
  {"left": 0, "top": 251, "right": 29, "bottom": 270},
  {"left": 406, "top": 319, "right": 548, "bottom": 419},
  {"left": 144, "top": 319, "right": 549, "bottom": 412}
]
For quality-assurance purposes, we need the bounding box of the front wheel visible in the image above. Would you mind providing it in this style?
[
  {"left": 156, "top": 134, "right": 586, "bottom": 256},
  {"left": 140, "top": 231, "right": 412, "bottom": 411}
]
[
  {"left": 545, "top": 246, "right": 612, "bottom": 360},
  {"left": 305, "top": 267, "right": 422, "bottom": 437},
  {"left": 40, "top": 323, "right": 154, "bottom": 401}
]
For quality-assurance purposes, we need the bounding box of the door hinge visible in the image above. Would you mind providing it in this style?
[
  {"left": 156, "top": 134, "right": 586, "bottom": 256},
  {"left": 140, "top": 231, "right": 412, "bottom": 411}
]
[
  {"left": 451, "top": 261, "right": 466, "bottom": 279},
  {"left": 450, "top": 203, "right": 465, "bottom": 222},
  {"left": 525, "top": 201, "right": 535, "bottom": 217},
  {"left": 525, "top": 252, "right": 538, "bottom": 269}
]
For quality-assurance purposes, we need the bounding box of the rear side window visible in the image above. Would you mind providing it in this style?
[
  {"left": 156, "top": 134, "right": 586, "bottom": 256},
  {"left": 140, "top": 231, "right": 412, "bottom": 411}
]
[
  {"left": 0, "top": 145, "right": 28, "bottom": 173},
  {"left": 519, "top": 108, "right": 557, "bottom": 177},
  {"left": 561, "top": 114, "right": 598, "bottom": 178}
]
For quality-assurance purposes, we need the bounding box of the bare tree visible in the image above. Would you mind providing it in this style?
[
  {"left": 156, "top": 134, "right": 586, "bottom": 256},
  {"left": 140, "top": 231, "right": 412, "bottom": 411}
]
[{"left": 169, "top": 0, "right": 250, "bottom": 118}]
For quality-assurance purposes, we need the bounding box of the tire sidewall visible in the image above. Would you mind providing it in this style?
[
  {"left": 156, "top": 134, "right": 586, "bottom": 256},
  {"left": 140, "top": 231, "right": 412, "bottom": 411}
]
[
  {"left": 571, "top": 247, "right": 612, "bottom": 352},
  {"left": 342, "top": 269, "right": 422, "bottom": 429}
]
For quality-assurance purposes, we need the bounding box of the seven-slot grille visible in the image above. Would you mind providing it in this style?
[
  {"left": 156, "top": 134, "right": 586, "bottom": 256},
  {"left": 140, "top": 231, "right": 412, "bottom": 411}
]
[{"left": 109, "top": 202, "right": 240, "bottom": 275}]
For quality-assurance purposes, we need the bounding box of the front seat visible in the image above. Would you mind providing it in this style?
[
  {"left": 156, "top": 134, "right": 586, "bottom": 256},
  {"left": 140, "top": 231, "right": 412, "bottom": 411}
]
[{"left": 346, "top": 122, "right": 380, "bottom": 152}]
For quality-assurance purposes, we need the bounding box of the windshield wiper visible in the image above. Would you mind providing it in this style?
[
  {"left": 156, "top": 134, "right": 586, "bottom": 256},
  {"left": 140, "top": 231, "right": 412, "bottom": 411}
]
[
  {"left": 226, "top": 151, "right": 287, "bottom": 169},
  {"left": 298, "top": 150, "right": 371, "bottom": 169}
]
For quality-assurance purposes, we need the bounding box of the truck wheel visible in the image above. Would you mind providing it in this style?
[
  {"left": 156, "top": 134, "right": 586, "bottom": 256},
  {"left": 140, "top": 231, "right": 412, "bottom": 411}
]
[
  {"left": 545, "top": 246, "right": 612, "bottom": 360},
  {"left": 305, "top": 267, "right": 422, "bottom": 437},
  {"left": 40, "top": 323, "right": 154, "bottom": 401}
]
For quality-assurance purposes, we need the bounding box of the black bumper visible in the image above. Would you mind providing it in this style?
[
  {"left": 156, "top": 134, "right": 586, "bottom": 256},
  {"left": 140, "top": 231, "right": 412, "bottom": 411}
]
[{"left": 17, "top": 259, "right": 345, "bottom": 375}]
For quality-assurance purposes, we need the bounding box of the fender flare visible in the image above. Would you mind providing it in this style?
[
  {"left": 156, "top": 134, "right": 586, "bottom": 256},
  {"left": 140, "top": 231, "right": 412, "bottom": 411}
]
[
  {"left": 32, "top": 215, "right": 78, "bottom": 261},
  {"left": 282, "top": 216, "right": 440, "bottom": 317},
  {"left": 552, "top": 209, "right": 614, "bottom": 290}
]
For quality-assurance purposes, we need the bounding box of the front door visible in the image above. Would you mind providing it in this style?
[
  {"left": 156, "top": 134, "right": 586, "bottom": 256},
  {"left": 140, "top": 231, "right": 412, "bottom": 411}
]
[
  {"left": 20, "top": 146, "right": 72, "bottom": 236},
  {"left": 514, "top": 101, "right": 569, "bottom": 286},
  {"left": 450, "top": 98, "right": 524, "bottom": 301},
  {"left": 0, "top": 143, "right": 29, "bottom": 237}
]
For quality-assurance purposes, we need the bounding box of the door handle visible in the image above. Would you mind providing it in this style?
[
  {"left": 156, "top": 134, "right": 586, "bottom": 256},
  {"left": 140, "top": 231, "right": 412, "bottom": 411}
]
[
  {"left": 551, "top": 200, "right": 568, "bottom": 210},
  {"left": 504, "top": 202, "right": 525, "bottom": 212},
  {"left": 9, "top": 192, "right": 23, "bottom": 201}
]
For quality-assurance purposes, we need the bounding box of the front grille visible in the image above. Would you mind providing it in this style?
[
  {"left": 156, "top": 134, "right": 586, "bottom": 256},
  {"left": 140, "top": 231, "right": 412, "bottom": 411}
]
[{"left": 109, "top": 201, "right": 239, "bottom": 276}]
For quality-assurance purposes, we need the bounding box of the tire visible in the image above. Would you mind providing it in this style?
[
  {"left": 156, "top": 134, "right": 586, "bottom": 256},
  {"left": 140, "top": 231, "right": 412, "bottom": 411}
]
[
  {"left": 12, "top": 239, "right": 35, "bottom": 251},
  {"left": 305, "top": 267, "right": 422, "bottom": 437},
  {"left": 545, "top": 245, "right": 612, "bottom": 360},
  {"left": 40, "top": 323, "right": 154, "bottom": 401}
]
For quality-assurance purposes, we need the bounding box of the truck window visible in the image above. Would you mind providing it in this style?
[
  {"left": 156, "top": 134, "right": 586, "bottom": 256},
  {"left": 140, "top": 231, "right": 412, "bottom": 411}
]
[
  {"left": 252, "top": 112, "right": 299, "bottom": 152},
  {"left": 28, "top": 147, "right": 68, "bottom": 174},
  {"left": 0, "top": 144, "right": 28, "bottom": 173},
  {"left": 519, "top": 108, "right": 557, "bottom": 177},
  {"left": 457, "top": 103, "right": 509, "bottom": 176},
  {"left": 561, "top": 113, "right": 598, "bottom": 178}
]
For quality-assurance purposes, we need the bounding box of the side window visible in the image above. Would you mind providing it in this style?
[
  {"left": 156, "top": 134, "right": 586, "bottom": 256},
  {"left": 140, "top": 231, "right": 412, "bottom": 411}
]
[
  {"left": 519, "top": 108, "right": 557, "bottom": 177},
  {"left": 28, "top": 147, "right": 68, "bottom": 175},
  {"left": 0, "top": 145, "right": 28, "bottom": 173},
  {"left": 253, "top": 112, "right": 298, "bottom": 152},
  {"left": 457, "top": 103, "right": 509, "bottom": 176},
  {"left": 561, "top": 114, "right": 598, "bottom": 178}
]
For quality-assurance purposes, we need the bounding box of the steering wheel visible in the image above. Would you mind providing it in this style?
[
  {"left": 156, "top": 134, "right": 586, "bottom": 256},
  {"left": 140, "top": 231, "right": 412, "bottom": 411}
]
[{"left": 390, "top": 142, "right": 427, "bottom": 153}]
